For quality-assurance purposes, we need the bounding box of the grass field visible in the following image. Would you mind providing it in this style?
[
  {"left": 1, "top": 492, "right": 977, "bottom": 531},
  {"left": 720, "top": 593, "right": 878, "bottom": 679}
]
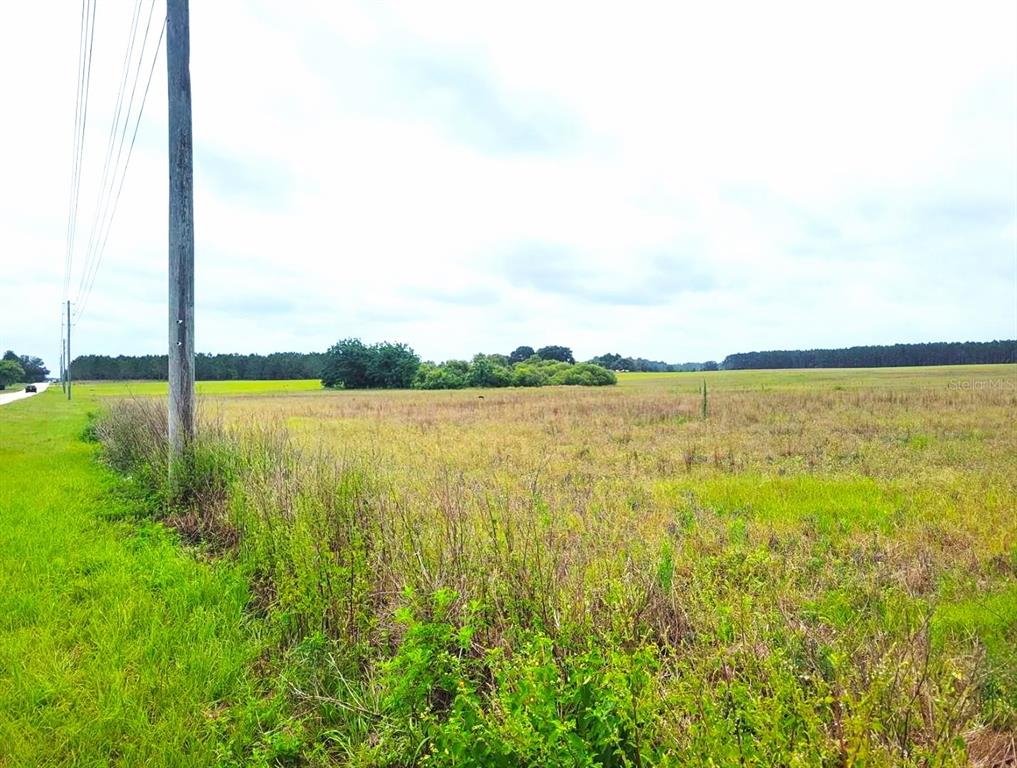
[
  {"left": 73, "top": 377, "right": 324, "bottom": 397},
  {"left": 3, "top": 365, "right": 1016, "bottom": 765}
]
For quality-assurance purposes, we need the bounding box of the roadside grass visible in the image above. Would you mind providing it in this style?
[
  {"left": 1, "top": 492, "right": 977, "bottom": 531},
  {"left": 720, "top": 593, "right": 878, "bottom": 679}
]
[{"left": 0, "top": 388, "right": 262, "bottom": 766}]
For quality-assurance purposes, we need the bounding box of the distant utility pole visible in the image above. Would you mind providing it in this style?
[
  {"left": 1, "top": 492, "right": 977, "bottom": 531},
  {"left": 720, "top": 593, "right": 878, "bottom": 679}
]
[
  {"left": 66, "top": 300, "right": 72, "bottom": 400},
  {"left": 167, "top": 0, "right": 195, "bottom": 464}
]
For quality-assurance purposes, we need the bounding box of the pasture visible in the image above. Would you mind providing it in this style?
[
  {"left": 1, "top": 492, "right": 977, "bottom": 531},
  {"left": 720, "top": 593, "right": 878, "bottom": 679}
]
[{"left": 4, "top": 365, "right": 1016, "bottom": 765}]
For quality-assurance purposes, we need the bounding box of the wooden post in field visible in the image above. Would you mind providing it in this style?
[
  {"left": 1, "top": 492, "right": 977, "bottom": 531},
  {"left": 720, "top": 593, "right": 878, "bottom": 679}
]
[{"left": 167, "top": 0, "right": 195, "bottom": 465}]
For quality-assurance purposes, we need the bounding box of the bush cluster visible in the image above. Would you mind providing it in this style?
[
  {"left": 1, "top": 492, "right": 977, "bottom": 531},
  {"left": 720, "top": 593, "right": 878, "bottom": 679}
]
[
  {"left": 414, "top": 355, "right": 616, "bottom": 390},
  {"left": 322, "top": 340, "right": 617, "bottom": 390}
]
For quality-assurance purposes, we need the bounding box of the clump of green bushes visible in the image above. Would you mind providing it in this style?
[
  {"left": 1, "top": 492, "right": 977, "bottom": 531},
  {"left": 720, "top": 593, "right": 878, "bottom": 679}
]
[
  {"left": 322, "top": 339, "right": 617, "bottom": 390},
  {"left": 414, "top": 355, "right": 616, "bottom": 390}
]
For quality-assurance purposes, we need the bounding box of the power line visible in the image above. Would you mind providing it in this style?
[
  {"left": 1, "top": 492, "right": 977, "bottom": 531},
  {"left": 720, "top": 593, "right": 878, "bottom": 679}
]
[
  {"left": 63, "top": 0, "right": 87, "bottom": 302},
  {"left": 73, "top": 1, "right": 165, "bottom": 325},
  {"left": 63, "top": 0, "right": 96, "bottom": 304},
  {"left": 75, "top": 0, "right": 144, "bottom": 301},
  {"left": 61, "top": 0, "right": 95, "bottom": 385}
]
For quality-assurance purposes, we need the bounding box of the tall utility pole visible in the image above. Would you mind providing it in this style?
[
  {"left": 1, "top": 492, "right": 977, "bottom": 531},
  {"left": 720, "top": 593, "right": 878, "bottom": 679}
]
[
  {"left": 66, "top": 300, "right": 72, "bottom": 400},
  {"left": 167, "top": 0, "right": 195, "bottom": 464},
  {"left": 59, "top": 314, "right": 64, "bottom": 394}
]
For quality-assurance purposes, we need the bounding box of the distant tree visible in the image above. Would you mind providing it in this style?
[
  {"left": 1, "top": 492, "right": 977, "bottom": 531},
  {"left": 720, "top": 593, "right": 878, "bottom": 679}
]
[
  {"left": 3, "top": 351, "right": 49, "bottom": 383},
  {"left": 701, "top": 360, "right": 719, "bottom": 371},
  {"left": 478, "top": 353, "right": 511, "bottom": 368},
  {"left": 322, "top": 338, "right": 373, "bottom": 388},
  {"left": 589, "top": 353, "right": 624, "bottom": 369},
  {"left": 367, "top": 342, "right": 421, "bottom": 388},
  {"left": 18, "top": 355, "right": 49, "bottom": 383},
  {"left": 590, "top": 352, "right": 647, "bottom": 370},
  {"left": 536, "top": 345, "right": 575, "bottom": 364},
  {"left": 322, "top": 339, "right": 420, "bottom": 389},
  {"left": 0, "top": 359, "right": 24, "bottom": 390},
  {"left": 508, "top": 346, "right": 535, "bottom": 364}
]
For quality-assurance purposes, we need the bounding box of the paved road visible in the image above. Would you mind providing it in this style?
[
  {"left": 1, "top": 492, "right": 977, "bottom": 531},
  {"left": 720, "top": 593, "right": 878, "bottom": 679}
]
[{"left": 0, "top": 382, "right": 50, "bottom": 406}]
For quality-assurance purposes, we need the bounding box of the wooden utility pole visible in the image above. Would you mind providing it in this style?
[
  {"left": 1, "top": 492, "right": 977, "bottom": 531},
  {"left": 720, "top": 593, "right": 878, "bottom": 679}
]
[
  {"left": 167, "top": 0, "right": 195, "bottom": 464},
  {"left": 59, "top": 317, "right": 64, "bottom": 394},
  {"left": 66, "top": 300, "right": 72, "bottom": 400}
]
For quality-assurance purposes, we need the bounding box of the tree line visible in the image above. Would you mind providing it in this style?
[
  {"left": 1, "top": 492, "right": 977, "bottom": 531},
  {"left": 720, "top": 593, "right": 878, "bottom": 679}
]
[
  {"left": 70, "top": 352, "right": 325, "bottom": 381},
  {"left": 722, "top": 340, "right": 1017, "bottom": 370},
  {"left": 588, "top": 353, "right": 718, "bottom": 372},
  {"left": 322, "top": 340, "right": 617, "bottom": 389},
  {"left": 65, "top": 338, "right": 1015, "bottom": 384}
]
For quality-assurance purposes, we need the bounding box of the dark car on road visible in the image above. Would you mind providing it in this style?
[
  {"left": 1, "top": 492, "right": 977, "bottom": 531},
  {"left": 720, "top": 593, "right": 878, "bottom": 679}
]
[{"left": 24, "top": 384, "right": 37, "bottom": 393}]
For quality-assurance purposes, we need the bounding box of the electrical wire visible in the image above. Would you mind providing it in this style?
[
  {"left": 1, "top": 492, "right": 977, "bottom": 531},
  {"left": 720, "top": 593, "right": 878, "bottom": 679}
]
[
  {"left": 62, "top": 0, "right": 96, "bottom": 304},
  {"left": 73, "top": 1, "right": 165, "bottom": 325},
  {"left": 75, "top": 0, "right": 144, "bottom": 300}
]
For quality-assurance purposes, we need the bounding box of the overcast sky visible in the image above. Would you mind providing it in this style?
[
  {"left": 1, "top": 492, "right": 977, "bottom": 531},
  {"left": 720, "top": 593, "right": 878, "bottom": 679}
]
[{"left": 1, "top": 1, "right": 1015, "bottom": 370}]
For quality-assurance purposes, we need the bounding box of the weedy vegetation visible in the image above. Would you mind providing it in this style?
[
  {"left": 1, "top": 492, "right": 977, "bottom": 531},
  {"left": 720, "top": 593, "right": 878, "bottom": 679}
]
[{"left": 4, "top": 366, "right": 1014, "bottom": 766}]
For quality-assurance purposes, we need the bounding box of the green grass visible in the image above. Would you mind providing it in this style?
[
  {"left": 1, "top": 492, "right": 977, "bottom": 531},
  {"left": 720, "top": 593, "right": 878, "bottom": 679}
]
[
  {"left": 73, "top": 378, "right": 323, "bottom": 398},
  {"left": 659, "top": 473, "right": 902, "bottom": 533},
  {"left": 0, "top": 388, "right": 261, "bottom": 766},
  {"left": 617, "top": 363, "right": 1017, "bottom": 392}
]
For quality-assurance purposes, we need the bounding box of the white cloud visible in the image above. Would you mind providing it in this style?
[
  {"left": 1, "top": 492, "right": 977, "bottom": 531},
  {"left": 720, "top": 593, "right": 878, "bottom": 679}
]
[{"left": 0, "top": 0, "right": 1014, "bottom": 371}]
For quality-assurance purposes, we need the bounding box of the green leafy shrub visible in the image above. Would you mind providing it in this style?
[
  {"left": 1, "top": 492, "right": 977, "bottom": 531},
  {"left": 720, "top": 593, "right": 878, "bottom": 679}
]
[
  {"left": 414, "top": 361, "right": 470, "bottom": 390},
  {"left": 467, "top": 355, "right": 513, "bottom": 387},
  {"left": 510, "top": 363, "right": 549, "bottom": 387},
  {"left": 413, "top": 356, "right": 614, "bottom": 390},
  {"left": 551, "top": 362, "right": 618, "bottom": 386}
]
